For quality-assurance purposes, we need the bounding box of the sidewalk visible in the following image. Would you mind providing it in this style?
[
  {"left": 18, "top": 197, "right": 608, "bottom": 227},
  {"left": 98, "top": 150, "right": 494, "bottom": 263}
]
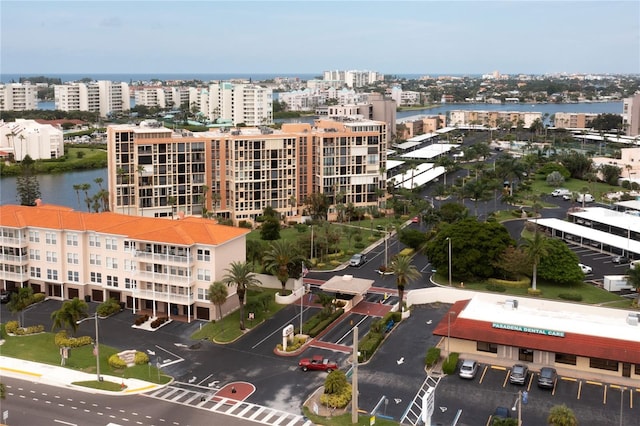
[{"left": 0, "top": 355, "right": 166, "bottom": 395}]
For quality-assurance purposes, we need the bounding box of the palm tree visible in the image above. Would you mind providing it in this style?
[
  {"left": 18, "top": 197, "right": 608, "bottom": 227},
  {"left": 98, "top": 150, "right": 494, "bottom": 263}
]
[
  {"left": 263, "top": 240, "right": 304, "bottom": 295},
  {"left": 391, "top": 255, "right": 421, "bottom": 306},
  {"left": 208, "top": 281, "right": 228, "bottom": 329},
  {"left": 8, "top": 287, "right": 33, "bottom": 326},
  {"left": 80, "top": 183, "right": 91, "bottom": 212},
  {"left": 522, "top": 232, "right": 548, "bottom": 291},
  {"left": 547, "top": 404, "right": 577, "bottom": 426},
  {"left": 51, "top": 297, "right": 89, "bottom": 336},
  {"left": 222, "top": 261, "right": 261, "bottom": 330},
  {"left": 72, "top": 184, "right": 83, "bottom": 210}
]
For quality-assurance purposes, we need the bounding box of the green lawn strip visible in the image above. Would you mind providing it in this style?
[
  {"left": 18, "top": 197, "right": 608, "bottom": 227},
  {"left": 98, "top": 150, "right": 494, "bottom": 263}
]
[
  {"left": 72, "top": 380, "right": 123, "bottom": 391},
  {"left": 191, "top": 289, "right": 287, "bottom": 343},
  {"left": 0, "top": 325, "right": 170, "bottom": 389},
  {"left": 301, "top": 407, "right": 399, "bottom": 426}
]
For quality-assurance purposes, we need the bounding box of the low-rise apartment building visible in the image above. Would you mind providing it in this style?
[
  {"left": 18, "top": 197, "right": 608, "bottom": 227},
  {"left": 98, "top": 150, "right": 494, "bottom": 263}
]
[
  {"left": 554, "top": 112, "right": 599, "bottom": 129},
  {"left": 448, "top": 110, "right": 542, "bottom": 128},
  {"left": 0, "top": 203, "right": 249, "bottom": 322},
  {"left": 106, "top": 119, "right": 387, "bottom": 224},
  {"left": 0, "top": 119, "right": 64, "bottom": 161}
]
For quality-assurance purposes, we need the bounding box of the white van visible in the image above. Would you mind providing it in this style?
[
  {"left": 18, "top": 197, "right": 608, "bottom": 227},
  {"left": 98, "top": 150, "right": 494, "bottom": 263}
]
[
  {"left": 551, "top": 188, "right": 571, "bottom": 197},
  {"left": 631, "top": 260, "right": 640, "bottom": 270},
  {"left": 576, "top": 193, "right": 595, "bottom": 203}
]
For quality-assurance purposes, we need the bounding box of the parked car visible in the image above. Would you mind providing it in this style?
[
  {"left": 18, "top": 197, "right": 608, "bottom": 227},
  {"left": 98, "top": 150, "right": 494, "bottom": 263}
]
[
  {"left": 299, "top": 355, "right": 338, "bottom": 372},
  {"left": 492, "top": 406, "right": 511, "bottom": 422},
  {"left": 576, "top": 193, "right": 595, "bottom": 203},
  {"left": 458, "top": 359, "right": 478, "bottom": 379},
  {"left": 509, "top": 364, "right": 528, "bottom": 385},
  {"left": 612, "top": 255, "right": 629, "bottom": 264},
  {"left": 551, "top": 188, "right": 571, "bottom": 197},
  {"left": 349, "top": 253, "right": 366, "bottom": 267},
  {"left": 537, "top": 367, "right": 557, "bottom": 389},
  {"left": 579, "top": 263, "right": 593, "bottom": 274},
  {"left": 562, "top": 193, "right": 572, "bottom": 201},
  {"left": 0, "top": 290, "right": 10, "bottom": 304},
  {"left": 411, "top": 216, "right": 419, "bottom": 223}
]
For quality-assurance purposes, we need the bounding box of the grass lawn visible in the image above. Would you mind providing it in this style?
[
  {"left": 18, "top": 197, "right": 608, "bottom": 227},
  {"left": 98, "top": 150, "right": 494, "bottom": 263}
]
[
  {"left": 0, "top": 324, "right": 171, "bottom": 388},
  {"left": 190, "top": 289, "right": 287, "bottom": 343},
  {"left": 302, "top": 407, "right": 400, "bottom": 426},
  {"left": 432, "top": 273, "right": 633, "bottom": 307}
]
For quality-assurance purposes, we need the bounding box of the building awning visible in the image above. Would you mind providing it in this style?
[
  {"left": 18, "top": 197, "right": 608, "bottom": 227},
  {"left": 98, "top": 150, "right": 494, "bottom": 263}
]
[{"left": 320, "top": 275, "right": 374, "bottom": 296}]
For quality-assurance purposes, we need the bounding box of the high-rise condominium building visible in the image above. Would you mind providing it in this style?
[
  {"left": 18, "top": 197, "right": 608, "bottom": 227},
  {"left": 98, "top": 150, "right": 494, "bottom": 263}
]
[
  {"left": 107, "top": 119, "right": 387, "bottom": 224},
  {"left": 0, "top": 83, "right": 38, "bottom": 111},
  {"left": 322, "top": 70, "right": 382, "bottom": 88},
  {"left": 54, "top": 81, "right": 131, "bottom": 117},
  {"left": 623, "top": 93, "right": 640, "bottom": 137},
  {"left": 202, "top": 82, "right": 273, "bottom": 126}
]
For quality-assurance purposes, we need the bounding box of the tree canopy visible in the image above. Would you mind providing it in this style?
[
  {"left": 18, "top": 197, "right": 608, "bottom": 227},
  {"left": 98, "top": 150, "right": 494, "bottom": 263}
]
[{"left": 537, "top": 239, "right": 583, "bottom": 285}]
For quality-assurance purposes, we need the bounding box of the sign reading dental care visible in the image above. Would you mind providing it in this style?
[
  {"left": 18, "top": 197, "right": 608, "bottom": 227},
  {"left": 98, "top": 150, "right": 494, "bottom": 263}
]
[{"left": 492, "top": 322, "right": 565, "bottom": 337}]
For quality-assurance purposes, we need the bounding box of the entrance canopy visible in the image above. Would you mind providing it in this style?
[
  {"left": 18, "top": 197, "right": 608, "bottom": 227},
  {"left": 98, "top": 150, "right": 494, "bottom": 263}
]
[{"left": 320, "top": 275, "right": 374, "bottom": 296}]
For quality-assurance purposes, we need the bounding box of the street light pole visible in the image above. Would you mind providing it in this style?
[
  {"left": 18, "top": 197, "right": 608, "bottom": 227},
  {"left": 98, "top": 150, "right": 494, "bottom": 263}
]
[
  {"left": 512, "top": 390, "right": 522, "bottom": 426},
  {"left": 79, "top": 312, "right": 101, "bottom": 381},
  {"left": 446, "top": 311, "right": 455, "bottom": 362},
  {"left": 447, "top": 237, "right": 452, "bottom": 286}
]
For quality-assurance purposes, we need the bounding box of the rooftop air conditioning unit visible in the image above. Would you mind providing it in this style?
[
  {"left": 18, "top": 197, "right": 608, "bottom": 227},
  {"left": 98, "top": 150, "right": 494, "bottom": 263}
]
[
  {"left": 504, "top": 299, "right": 518, "bottom": 310},
  {"left": 627, "top": 313, "right": 639, "bottom": 326}
]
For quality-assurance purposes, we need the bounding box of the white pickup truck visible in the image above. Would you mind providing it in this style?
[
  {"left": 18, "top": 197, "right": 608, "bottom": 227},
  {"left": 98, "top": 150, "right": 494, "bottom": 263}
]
[{"left": 551, "top": 188, "right": 571, "bottom": 197}]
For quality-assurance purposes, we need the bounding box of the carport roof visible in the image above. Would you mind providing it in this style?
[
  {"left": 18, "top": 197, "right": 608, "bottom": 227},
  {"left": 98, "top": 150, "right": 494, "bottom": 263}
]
[{"left": 320, "top": 275, "right": 374, "bottom": 295}]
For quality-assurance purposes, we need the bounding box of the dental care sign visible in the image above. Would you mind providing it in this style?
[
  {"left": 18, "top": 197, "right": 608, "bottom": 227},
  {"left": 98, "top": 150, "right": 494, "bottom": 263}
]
[{"left": 492, "top": 322, "right": 565, "bottom": 337}]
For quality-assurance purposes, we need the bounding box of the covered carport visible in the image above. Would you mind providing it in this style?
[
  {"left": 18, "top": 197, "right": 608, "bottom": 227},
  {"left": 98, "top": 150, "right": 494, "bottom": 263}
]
[{"left": 320, "top": 275, "right": 375, "bottom": 312}]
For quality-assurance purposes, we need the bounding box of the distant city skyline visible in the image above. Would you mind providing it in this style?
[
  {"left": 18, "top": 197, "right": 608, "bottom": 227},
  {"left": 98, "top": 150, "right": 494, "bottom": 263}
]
[{"left": 2, "top": 1, "right": 639, "bottom": 76}]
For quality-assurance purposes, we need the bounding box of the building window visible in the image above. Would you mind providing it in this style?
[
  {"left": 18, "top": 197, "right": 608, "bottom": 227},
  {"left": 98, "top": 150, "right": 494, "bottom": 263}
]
[
  {"left": 90, "top": 254, "right": 101, "bottom": 266},
  {"left": 105, "top": 237, "right": 117, "bottom": 250},
  {"left": 124, "top": 259, "right": 135, "bottom": 272},
  {"left": 67, "top": 271, "right": 79, "bottom": 282},
  {"left": 29, "top": 230, "right": 40, "bottom": 242},
  {"left": 66, "top": 233, "right": 78, "bottom": 246},
  {"left": 589, "top": 358, "right": 618, "bottom": 372},
  {"left": 90, "top": 272, "right": 102, "bottom": 283},
  {"left": 30, "top": 266, "right": 41, "bottom": 278},
  {"left": 555, "top": 353, "right": 577, "bottom": 365},
  {"left": 197, "top": 249, "right": 210, "bottom": 261},
  {"left": 89, "top": 235, "right": 101, "bottom": 247},
  {"left": 46, "top": 251, "right": 58, "bottom": 262},
  {"left": 197, "top": 268, "right": 211, "bottom": 281},
  {"left": 45, "top": 232, "right": 57, "bottom": 245},
  {"left": 67, "top": 253, "right": 79, "bottom": 264},
  {"left": 519, "top": 348, "right": 534, "bottom": 362},
  {"left": 197, "top": 287, "right": 209, "bottom": 301},
  {"left": 635, "top": 364, "right": 640, "bottom": 375},
  {"left": 106, "top": 257, "right": 118, "bottom": 269},
  {"left": 125, "top": 278, "right": 137, "bottom": 289},
  {"left": 47, "top": 269, "right": 58, "bottom": 280},
  {"left": 477, "top": 341, "right": 498, "bottom": 354},
  {"left": 106, "top": 275, "right": 119, "bottom": 287},
  {"left": 29, "top": 249, "right": 40, "bottom": 260}
]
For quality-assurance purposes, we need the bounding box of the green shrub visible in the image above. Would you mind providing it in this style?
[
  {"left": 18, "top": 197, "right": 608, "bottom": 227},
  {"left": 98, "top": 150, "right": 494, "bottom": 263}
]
[
  {"left": 528, "top": 288, "right": 543, "bottom": 296},
  {"left": 305, "top": 308, "right": 343, "bottom": 337},
  {"left": 354, "top": 242, "right": 365, "bottom": 249},
  {"left": 97, "top": 298, "right": 121, "bottom": 317},
  {"left": 358, "top": 331, "right": 383, "bottom": 362},
  {"left": 134, "top": 351, "right": 149, "bottom": 365},
  {"left": 442, "top": 352, "right": 459, "bottom": 374},
  {"left": 487, "top": 277, "right": 530, "bottom": 288},
  {"left": 13, "top": 325, "right": 44, "bottom": 335},
  {"left": 425, "top": 347, "right": 441, "bottom": 367},
  {"left": 320, "top": 384, "right": 352, "bottom": 408},
  {"left": 33, "top": 293, "right": 46, "bottom": 303},
  {"left": 108, "top": 354, "right": 127, "bottom": 369},
  {"left": 134, "top": 314, "right": 150, "bottom": 326},
  {"left": 486, "top": 283, "right": 507, "bottom": 292},
  {"left": 5, "top": 321, "right": 19, "bottom": 334},
  {"left": 54, "top": 331, "right": 92, "bottom": 347},
  {"left": 559, "top": 292, "right": 582, "bottom": 301},
  {"left": 151, "top": 317, "right": 169, "bottom": 328}
]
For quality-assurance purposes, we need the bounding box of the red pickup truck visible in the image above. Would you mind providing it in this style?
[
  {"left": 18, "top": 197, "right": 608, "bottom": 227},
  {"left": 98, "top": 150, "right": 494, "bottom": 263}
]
[{"left": 299, "top": 355, "right": 338, "bottom": 372}]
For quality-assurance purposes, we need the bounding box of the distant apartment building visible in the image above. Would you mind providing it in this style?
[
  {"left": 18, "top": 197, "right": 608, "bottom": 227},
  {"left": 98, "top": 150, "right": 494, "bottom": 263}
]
[
  {"left": 134, "top": 87, "right": 167, "bottom": 109},
  {"left": 390, "top": 85, "right": 421, "bottom": 106},
  {"left": 0, "top": 83, "right": 38, "bottom": 111},
  {"left": 448, "top": 110, "right": 542, "bottom": 128},
  {"left": 397, "top": 115, "right": 445, "bottom": 140},
  {"left": 0, "top": 203, "right": 248, "bottom": 322},
  {"left": 278, "top": 88, "right": 328, "bottom": 111},
  {"left": 322, "top": 70, "right": 382, "bottom": 88},
  {"left": 106, "top": 119, "right": 387, "bottom": 224},
  {"left": 0, "top": 119, "right": 64, "bottom": 161},
  {"left": 623, "top": 93, "right": 640, "bottom": 136},
  {"left": 54, "top": 81, "right": 131, "bottom": 117},
  {"left": 199, "top": 82, "right": 273, "bottom": 126},
  {"left": 554, "top": 112, "right": 599, "bottom": 130}
]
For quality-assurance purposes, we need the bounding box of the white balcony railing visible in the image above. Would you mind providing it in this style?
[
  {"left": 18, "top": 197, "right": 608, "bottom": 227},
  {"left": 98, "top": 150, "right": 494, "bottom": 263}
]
[
  {"left": 135, "top": 271, "right": 192, "bottom": 285},
  {"left": 133, "top": 289, "right": 194, "bottom": 305},
  {"left": 0, "top": 254, "right": 28, "bottom": 263},
  {"left": 134, "top": 251, "right": 192, "bottom": 264},
  {"left": 0, "top": 237, "right": 28, "bottom": 246}
]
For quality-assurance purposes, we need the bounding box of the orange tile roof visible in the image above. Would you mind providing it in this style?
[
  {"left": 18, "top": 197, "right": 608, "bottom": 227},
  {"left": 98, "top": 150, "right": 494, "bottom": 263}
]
[{"left": 0, "top": 204, "right": 248, "bottom": 246}]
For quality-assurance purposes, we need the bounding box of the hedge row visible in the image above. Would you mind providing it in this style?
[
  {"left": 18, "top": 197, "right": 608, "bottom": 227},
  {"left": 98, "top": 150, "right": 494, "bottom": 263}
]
[
  {"left": 425, "top": 347, "right": 441, "bottom": 367},
  {"left": 54, "top": 330, "right": 92, "bottom": 347},
  {"left": 107, "top": 351, "right": 150, "bottom": 369},
  {"left": 97, "top": 298, "right": 121, "bottom": 317},
  {"left": 151, "top": 317, "right": 169, "bottom": 328},
  {"left": 442, "top": 352, "right": 459, "bottom": 375},
  {"left": 487, "top": 277, "right": 531, "bottom": 288},
  {"left": 307, "top": 309, "right": 344, "bottom": 337},
  {"left": 134, "top": 314, "right": 150, "bottom": 326}
]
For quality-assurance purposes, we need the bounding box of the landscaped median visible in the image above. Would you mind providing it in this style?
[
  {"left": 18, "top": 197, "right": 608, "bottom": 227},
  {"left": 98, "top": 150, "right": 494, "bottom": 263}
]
[{"left": 0, "top": 323, "right": 171, "bottom": 392}]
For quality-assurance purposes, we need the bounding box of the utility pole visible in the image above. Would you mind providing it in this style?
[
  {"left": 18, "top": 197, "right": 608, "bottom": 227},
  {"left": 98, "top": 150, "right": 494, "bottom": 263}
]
[{"left": 351, "top": 326, "right": 358, "bottom": 424}]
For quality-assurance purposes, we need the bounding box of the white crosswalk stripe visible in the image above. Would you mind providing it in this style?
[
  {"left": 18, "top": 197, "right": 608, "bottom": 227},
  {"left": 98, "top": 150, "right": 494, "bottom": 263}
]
[{"left": 144, "top": 384, "right": 313, "bottom": 426}]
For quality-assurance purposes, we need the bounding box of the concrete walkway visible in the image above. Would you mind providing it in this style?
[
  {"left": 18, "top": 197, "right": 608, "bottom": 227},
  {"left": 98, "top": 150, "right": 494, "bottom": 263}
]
[{"left": 0, "top": 355, "right": 166, "bottom": 395}]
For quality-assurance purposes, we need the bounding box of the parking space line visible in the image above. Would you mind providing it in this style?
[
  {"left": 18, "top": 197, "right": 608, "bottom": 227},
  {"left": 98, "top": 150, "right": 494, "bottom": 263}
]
[
  {"left": 577, "top": 380, "right": 582, "bottom": 400},
  {"left": 491, "top": 365, "right": 507, "bottom": 371},
  {"left": 478, "top": 365, "right": 489, "bottom": 384},
  {"left": 501, "top": 369, "right": 510, "bottom": 388},
  {"left": 604, "top": 385, "right": 608, "bottom": 404},
  {"left": 560, "top": 376, "right": 577, "bottom": 382},
  {"left": 585, "top": 380, "right": 603, "bottom": 386}
]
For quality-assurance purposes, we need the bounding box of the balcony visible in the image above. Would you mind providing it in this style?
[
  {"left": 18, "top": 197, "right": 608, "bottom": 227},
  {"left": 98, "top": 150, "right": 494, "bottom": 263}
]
[
  {"left": 134, "top": 250, "right": 192, "bottom": 264},
  {"left": 0, "top": 270, "right": 29, "bottom": 281},
  {"left": 135, "top": 271, "right": 192, "bottom": 286},
  {"left": 132, "top": 289, "right": 194, "bottom": 305},
  {"left": 0, "top": 253, "right": 28, "bottom": 264},
  {"left": 0, "top": 237, "right": 28, "bottom": 247}
]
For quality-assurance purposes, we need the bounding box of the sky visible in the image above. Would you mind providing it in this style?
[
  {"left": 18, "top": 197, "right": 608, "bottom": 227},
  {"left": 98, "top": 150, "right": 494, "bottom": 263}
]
[{"left": 1, "top": 0, "right": 639, "bottom": 76}]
